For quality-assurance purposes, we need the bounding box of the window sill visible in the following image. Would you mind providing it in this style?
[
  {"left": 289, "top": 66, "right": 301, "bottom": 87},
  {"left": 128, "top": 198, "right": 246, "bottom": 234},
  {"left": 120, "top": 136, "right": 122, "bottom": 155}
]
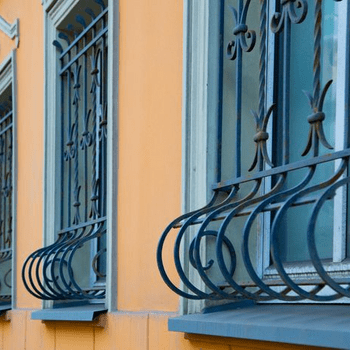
[
  {"left": 0, "top": 304, "right": 11, "bottom": 321},
  {"left": 31, "top": 303, "right": 107, "bottom": 323},
  {"left": 168, "top": 303, "right": 350, "bottom": 349}
]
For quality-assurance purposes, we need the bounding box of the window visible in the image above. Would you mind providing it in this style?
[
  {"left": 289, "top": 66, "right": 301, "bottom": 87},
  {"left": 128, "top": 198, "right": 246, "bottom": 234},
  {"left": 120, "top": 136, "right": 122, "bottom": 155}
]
[
  {"left": 157, "top": 0, "right": 350, "bottom": 312},
  {"left": 0, "top": 53, "right": 16, "bottom": 311},
  {"left": 22, "top": 0, "right": 115, "bottom": 305}
]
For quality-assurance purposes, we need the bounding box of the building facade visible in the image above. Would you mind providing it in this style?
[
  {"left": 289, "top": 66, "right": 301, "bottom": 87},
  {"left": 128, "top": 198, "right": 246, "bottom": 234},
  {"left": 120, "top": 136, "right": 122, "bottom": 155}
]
[{"left": 0, "top": 0, "right": 348, "bottom": 349}]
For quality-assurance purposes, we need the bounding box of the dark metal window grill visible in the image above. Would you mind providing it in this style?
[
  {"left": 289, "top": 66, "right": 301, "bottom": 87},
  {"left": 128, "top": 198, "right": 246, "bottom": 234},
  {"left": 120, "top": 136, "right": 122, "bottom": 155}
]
[
  {"left": 157, "top": 0, "right": 350, "bottom": 302},
  {"left": 0, "top": 95, "right": 13, "bottom": 305},
  {"left": 22, "top": 0, "right": 108, "bottom": 301}
]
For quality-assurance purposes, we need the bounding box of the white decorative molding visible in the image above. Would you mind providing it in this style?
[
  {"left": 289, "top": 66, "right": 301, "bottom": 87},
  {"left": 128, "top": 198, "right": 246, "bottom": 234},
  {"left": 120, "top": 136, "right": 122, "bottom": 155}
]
[
  {"left": 0, "top": 16, "right": 19, "bottom": 47},
  {"left": 42, "top": 0, "right": 57, "bottom": 12},
  {"left": 181, "top": 0, "right": 220, "bottom": 315}
]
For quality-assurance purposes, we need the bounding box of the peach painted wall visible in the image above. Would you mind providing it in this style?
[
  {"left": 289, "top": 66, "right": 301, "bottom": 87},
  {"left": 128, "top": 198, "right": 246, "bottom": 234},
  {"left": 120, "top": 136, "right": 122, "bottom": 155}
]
[
  {"left": 117, "top": 0, "right": 183, "bottom": 312},
  {"left": 0, "top": 0, "right": 44, "bottom": 309}
]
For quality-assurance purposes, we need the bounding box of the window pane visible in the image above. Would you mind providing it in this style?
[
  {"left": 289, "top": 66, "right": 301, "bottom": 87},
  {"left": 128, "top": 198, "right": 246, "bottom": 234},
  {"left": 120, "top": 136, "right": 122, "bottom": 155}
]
[{"left": 277, "top": 1, "right": 338, "bottom": 262}]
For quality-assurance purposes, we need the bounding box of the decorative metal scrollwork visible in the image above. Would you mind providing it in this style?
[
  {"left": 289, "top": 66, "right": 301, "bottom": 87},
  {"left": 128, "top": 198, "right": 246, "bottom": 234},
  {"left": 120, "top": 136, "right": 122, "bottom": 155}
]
[
  {"left": 271, "top": 0, "right": 308, "bottom": 33},
  {"left": 249, "top": 104, "right": 275, "bottom": 171},
  {"left": 227, "top": 0, "right": 256, "bottom": 60}
]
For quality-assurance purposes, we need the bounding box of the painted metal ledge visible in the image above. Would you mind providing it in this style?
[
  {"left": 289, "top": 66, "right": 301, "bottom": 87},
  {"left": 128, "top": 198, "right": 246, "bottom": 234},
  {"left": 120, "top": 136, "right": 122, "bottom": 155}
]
[
  {"left": 169, "top": 303, "right": 350, "bottom": 349},
  {"left": 31, "top": 303, "right": 107, "bottom": 322},
  {"left": 0, "top": 304, "right": 11, "bottom": 315}
]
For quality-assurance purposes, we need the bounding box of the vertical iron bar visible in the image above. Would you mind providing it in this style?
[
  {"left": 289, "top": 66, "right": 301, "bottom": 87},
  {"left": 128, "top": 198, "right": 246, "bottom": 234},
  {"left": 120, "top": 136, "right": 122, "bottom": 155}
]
[
  {"left": 235, "top": 0, "right": 244, "bottom": 178},
  {"left": 282, "top": 17, "right": 291, "bottom": 165},
  {"left": 259, "top": 0, "right": 266, "bottom": 121},
  {"left": 7, "top": 121, "right": 12, "bottom": 250},
  {"left": 101, "top": 24, "right": 107, "bottom": 217},
  {"left": 60, "top": 56, "right": 65, "bottom": 229},
  {"left": 216, "top": 0, "right": 224, "bottom": 183},
  {"left": 91, "top": 46, "right": 97, "bottom": 219},
  {"left": 67, "top": 65, "right": 72, "bottom": 227},
  {"left": 0, "top": 116, "right": 3, "bottom": 251},
  {"left": 72, "top": 38, "right": 81, "bottom": 225},
  {"left": 73, "top": 64, "right": 80, "bottom": 224},
  {"left": 3, "top": 121, "right": 7, "bottom": 249},
  {"left": 258, "top": 0, "right": 267, "bottom": 171},
  {"left": 83, "top": 35, "right": 88, "bottom": 222},
  {"left": 313, "top": 0, "right": 322, "bottom": 157},
  {"left": 314, "top": 0, "right": 322, "bottom": 109}
]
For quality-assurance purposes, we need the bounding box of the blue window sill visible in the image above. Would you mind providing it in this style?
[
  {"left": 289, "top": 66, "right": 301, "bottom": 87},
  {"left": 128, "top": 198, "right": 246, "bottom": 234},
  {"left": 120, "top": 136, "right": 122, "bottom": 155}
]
[
  {"left": 0, "top": 304, "right": 11, "bottom": 318},
  {"left": 31, "top": 303, "right": 107, "bottom": 322},
  {"left": 169, "top": 303, "right": 350, "bottom": 349}
]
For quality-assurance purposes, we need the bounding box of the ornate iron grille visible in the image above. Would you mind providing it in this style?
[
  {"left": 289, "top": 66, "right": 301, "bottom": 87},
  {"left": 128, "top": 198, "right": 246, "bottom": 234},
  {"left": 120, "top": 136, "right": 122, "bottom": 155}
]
[
  {"left": 22, "top": 0, "right": 108, "bottom": 301},
  {"left": 0, "top": 95, "right": 12, "bottom": 305},
  {"left": 157, "top": 0, "right": 350, "bottom": 302}
]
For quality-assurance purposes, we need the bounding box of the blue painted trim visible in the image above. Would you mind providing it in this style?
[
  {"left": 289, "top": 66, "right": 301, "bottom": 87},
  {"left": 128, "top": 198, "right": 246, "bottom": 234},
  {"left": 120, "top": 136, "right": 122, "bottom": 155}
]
[
  {"left": 169, "top": 304, "right": 350, "bottom": 349},
  {"left": 31, "top": 304, "right": 107, "bottom": 321},
  {"left": 202, "top": 300, "right": 255, "bottom": 314}
]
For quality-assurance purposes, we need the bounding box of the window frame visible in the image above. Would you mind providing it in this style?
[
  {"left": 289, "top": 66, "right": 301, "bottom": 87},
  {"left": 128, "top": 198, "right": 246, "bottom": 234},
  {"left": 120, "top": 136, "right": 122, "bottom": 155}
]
[
  {"left": 42, "top": 0, "right": 118, "bottom": 311},
  {"left": 0, "top": 51, "right": 17, "bottom": 312},
  {"left": 180, "top": 0, "right": 350, "bottom": 314},
  {"left": 259, "top": 0, "right": 350, "bottom": 287}
]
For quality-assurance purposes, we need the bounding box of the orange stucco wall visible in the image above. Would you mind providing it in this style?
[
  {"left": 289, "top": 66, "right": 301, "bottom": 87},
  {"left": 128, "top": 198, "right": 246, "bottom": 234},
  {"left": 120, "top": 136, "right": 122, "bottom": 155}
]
[
  {"left": 117, "top": 0, "right": 183, "bottom": 313},
  {"left": 0, "top": 0, "right": 325, "bottom": 349}
]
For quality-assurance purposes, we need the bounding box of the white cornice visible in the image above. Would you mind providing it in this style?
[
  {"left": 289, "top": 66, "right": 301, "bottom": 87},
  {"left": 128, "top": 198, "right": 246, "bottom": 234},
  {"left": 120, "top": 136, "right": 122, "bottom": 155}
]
[{"left": 0, "top": 16, "right": 19, "bottom": 47}]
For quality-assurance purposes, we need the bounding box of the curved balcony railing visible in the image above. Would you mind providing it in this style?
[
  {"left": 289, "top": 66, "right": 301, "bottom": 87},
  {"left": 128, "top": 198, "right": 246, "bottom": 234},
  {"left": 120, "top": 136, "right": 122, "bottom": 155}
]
[
  {"left": 157, "top": 152, "right": 350, "bottom": 302},
  {"left": 22, "top": 218, "right": 106, "bottom": 300}
]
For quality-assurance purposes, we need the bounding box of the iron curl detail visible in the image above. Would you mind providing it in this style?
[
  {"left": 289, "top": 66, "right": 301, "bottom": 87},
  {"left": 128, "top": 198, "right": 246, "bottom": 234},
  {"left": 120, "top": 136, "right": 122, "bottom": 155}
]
[
  {"left": 271, "top": 0, "right": 308, "bottom": 34},
  {"left": 226, "top": 0, "right": 256, "bottom": 61}
]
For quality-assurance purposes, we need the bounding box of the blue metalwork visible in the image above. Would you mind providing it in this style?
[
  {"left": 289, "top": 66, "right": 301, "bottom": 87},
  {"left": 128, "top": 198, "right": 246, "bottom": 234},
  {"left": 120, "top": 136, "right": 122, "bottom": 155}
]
[
  {"left": 157, "top": 0, "right": 349, "bottom": 302},
  {"left": 0, "top": 97, "right": 12, "bottom": 305},
  {"left": 22, "top": 0, "right": 108, "bottom": 301}
]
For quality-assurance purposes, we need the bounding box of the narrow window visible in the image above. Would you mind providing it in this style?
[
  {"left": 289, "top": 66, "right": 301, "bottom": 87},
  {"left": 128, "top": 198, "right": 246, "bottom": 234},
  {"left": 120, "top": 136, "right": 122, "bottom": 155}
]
[
  {"left": 22, "top": 0, "right": 108, "bottom": 302},
  {"left": 0, "top": 85, "right": 12, "bottom": 307}
]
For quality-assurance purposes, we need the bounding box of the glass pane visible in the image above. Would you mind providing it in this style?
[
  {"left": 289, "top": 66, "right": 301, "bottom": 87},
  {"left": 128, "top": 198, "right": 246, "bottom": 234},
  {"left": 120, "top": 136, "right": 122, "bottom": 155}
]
[
  {"left": 221, "top": 0, "right": 260, "bottom": 182},
  {"left": 277, "top": 2, "right": 338, "bottom": 263}
]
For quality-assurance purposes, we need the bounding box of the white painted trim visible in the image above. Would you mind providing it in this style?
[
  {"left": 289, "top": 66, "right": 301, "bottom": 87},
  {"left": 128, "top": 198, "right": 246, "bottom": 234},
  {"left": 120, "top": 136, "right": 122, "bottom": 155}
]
[
  {"left": 0, "top": 17, "right": 19, "bottom": 47},
  {"left": 105, "top": 0, "right": 118, "bottom": 312},
  {"left": 181, "top": 0, "right": 225, "bottom": 314},
  {"left": 333, "top": 0, "right": 349, "bottom": 263},
  {"left": 9, "top": 51, "right": 17, "bottom": 310},
  {"left": 181, "top": 0, "right": 209, "bottom": 315}
]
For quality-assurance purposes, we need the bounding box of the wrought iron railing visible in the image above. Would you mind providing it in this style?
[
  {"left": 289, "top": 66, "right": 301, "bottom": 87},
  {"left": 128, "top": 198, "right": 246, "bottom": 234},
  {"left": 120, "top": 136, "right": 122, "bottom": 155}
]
[
  {"left": 0, "top": 98, "right": 12, "bottom": 304},
  {"left": 157, "top": 0, "right": 350, "bottom": 302},
  {"left": 22, "top": 0, "right": 108, "bottom": 301}
]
